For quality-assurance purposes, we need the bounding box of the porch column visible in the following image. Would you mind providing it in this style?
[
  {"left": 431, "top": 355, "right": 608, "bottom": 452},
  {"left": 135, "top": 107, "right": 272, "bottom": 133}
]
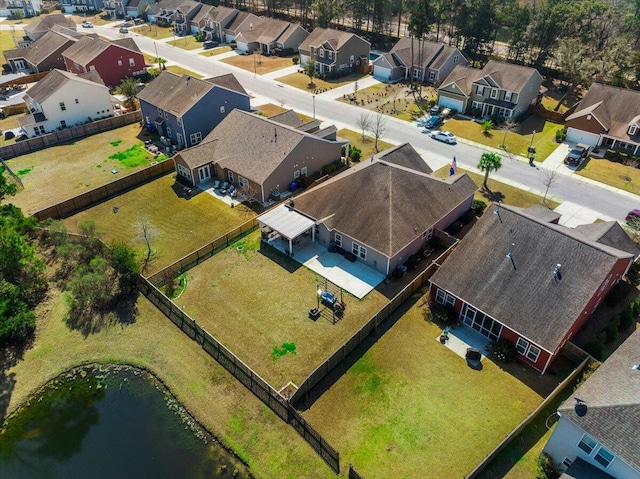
[
  {"left": 289, "top": 238, "right": 293, "bottom": 255},
  {"left": 311, "top": 225, "right": 315, "bottom": 242},
  {"left": 634, "top": 144, "right": 639, "bottom": 155}
]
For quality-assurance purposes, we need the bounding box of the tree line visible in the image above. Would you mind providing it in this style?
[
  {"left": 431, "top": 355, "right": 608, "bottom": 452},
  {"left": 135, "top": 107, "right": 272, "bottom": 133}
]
[{"left": 213, "top": 0, "right": 640, "bottom": 89}]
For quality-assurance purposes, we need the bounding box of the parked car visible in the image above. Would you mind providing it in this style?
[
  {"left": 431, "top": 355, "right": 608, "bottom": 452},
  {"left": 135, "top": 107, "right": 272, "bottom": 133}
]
[
  {"left": 203, "top": 40, "right": 218, "bottom": 49},
  {"left": 564, "top": 143, "right": 590, "bottom": 167},
  {"left": 81, "top": 21, "right": 93, "bottom": 28},
  {"left": 120, "top": 21, "right": 132, "bottom": 27},
  {"left": 424, "top": 115, "right": 443, "bottom": 129},
  {"left": 429, "top": 105, "right": 442, "bottom": 116},
  {"left": 429, "top": 130, "right": 457, "bottom": 144},
  {"left": 134, "top": 18, "right": 144, "bottom": 25},
  {"left": 626, "top": 209, "right": 640, "bottom": 222},
  {"left": 119, "top": 27, "right": 129, "bottom": 34}
]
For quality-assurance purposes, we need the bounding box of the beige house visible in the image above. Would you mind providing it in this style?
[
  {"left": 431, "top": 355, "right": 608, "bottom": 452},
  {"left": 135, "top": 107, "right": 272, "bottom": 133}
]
[
  {"left": 172, "top": 109, "right": 344, "bottom": 203},
  {"left": 298, "top": 28, "right": 370, "bottom": 75},
  {"left": 234, "top": 17, "right": 309, "bottom": 55},
  {"left": 438, "top": 60, "right": 543, "bottom": 118}
]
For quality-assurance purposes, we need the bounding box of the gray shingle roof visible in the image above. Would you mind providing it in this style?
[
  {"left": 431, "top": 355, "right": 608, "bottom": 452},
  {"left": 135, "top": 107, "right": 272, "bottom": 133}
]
[
  {"left": 62, "top": 36, "right": 138, "bottom": 66},
  {"left": 480, "top": 60, "right": 542, "bottom": 94},
  {"left": 430, "top": 204, "right": 633, "bottom": 352},
  {"left": 21, "top": 29, "right": 78, "bottom": 66},
  {"left": 110, "top": 37, "right": 141, "bottom": 53},
  {"left": 293, "top": 156, "right": 476, "bottom": 256},
  {"left": 24, "top": 14, "right": 76, "bottom": 38},
  {"left": 377, "top": 143, "right": 433, "bottom": 174},
  {"left": 203, "top": 73, "right": 247, "bottom": 95},
  {"left": 518, "top": 204, "right": 561, "bottom": 223},
  {"left": 26, "top": 69, "right": 108, "bottom": 104},
  {"left": 390, "top": 37, "right": 449, "bottom": 69},
  {"left": 575, "top": 222, "right": 640, "bottom": 257},
  {"left": 267, "top": 109, "right": 302, "bottom": 128},
  {"left": 439, "top": 64, "right": 484, "bottom": 96},
  {"left": 299, "top": 27, "right": 367, "bottom": 52},
  {"left": 560, "top": 458, "right": 616, "bottom": 479},
  {"left": 558, "top": 328, "right": 640, "bottom": 471},
  {"left": 565, "top": 83, "right": 640, "bottom": 141}
]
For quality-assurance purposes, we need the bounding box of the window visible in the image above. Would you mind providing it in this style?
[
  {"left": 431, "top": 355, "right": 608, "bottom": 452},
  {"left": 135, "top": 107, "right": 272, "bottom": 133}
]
[
  {"left": 166, "top": 127, "right": 171, "bottom": 136},
  {"left": 60, "top": 120, "right": 66, "bottom": 128},
  {"left": 526, "top": 345, "right": 541, "bottom": 362},
  {"left": 562, "top": 458, "right": 573, "bottom": 468},
  {"left": 515, "top": 338, "right": 528, "bottom": 354},
  {"left": 422, "top": 228, "right": 432, "bottom": 239},
  {"left": 630, "top": 125, "right": 638, "bottom": 136},
  {"left": 301, "top": 166, "right": 307, "bottom": 176},
  {"left": 129, "top": 58, "right": 135, "bottom": 66},
  {"left": 334, "top": 233, "right": 342, "bottom": 247},
  {"left": 227, "top": 171, "right": 234, "bottom": 182},
  {"left": 594, "top": 447, "right": 614, "bottom": 468},
  {"left": 177, "top": 117, "right": 182, "bottom": 126},
  {"left": 319, "top": 48, "right": 324, "bottom": 58},
  {"left": 312, "top": 47, "right": 317, "bottom": 55},
  {"left": 504, "top": 91, "right": 512, "bottom": 101},
  {"left": 328, "top": 51, "right": 332, "bottom": 59},
  {"left": 436, "top": 289, "right": 455, "bottom": 307},
  {"left": 476, "top": 85, "right": 484, "bottom": 95},
  {"left": 190, "top": 132, "right": 202, "bottom": 145},
  {"left": 352, "top": 242, "right": 366, "bottom": 259},
  {"left": 158, "top": 108, "right": 163, "bottom": 117},
  {"left": 75, "top": 98, "right": 79, "bottom": 104},
  {"left": 453, "top": 54, "right": 459, "bottom": 63},
  {"left": 293, "top": 170, "right": 300, "bottom": 179},
  {"left": 220, "top": 106, "right": 225, "bottom": 113},
  {"left": 413, "top": 68, "right": 420, "bottom": 79},
  {"left": 117, "top": 59, "right": 123, "bottom": 66},
  {"left": 89, "top": 65, "right": 96, "bottom": 72},
  {"left": 490, "top": 88, "right": 498, "bottom": 99},
  {"left": 59, "top": 102, "right": 66, "bottom": 111},
  {"left": 238, "top": 176, "right": 248, "bottom": 188},
  {"left": 350, "top": 55, "right": 354, "bottom": 65},
  {"left": 472, "top": 101, "right": 483, "bottom": 110},
  {"left": 428, "top": 71, "right": 436, "bottom": 81},
  {"left": 578, "top": 434, "right": 597, "bottom": 454}
]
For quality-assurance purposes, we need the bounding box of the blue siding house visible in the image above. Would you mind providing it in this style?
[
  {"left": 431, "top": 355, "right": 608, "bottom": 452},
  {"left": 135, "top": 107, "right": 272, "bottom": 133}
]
[{"left": 137, "top": 71, "right": 250, "bottom": 149}]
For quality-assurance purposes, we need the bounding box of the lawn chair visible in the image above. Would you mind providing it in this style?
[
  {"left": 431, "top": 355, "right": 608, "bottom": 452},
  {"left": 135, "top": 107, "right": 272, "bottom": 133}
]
[
  {"left": 213, "top": 180, "right": 220, "bottom": 189},
  {"left": 220, "top": 181, "right": 229, "bottom": 193},
  {"left": 227, "top": 184, "right": 236, "bottom": 196}
]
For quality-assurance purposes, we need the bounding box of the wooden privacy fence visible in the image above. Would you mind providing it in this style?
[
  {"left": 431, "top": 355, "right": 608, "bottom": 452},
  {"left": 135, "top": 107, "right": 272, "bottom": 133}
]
[
  {"left": 137, "top": 277, "right": 341, "bottom": 474},
  {"left": 290, "top": 238, "right": 458, "bottom": 404},
  {"left": 0, "top": 110, "right": 142, "bottom": 160},
  {"left": 146, "top": 217, "right": 259, "bottom": 284},
  {"left": 0, "top": 71, "right": 48, "bottom": 89},
  {"left": 32, "top": 161, "right": 174, "bottom": 221}
]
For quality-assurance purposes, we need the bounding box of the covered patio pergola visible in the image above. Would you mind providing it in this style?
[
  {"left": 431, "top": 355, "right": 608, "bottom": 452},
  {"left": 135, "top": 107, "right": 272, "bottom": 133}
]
[{"left": 258, "top": 204, "right": 316, "bottom": 255}]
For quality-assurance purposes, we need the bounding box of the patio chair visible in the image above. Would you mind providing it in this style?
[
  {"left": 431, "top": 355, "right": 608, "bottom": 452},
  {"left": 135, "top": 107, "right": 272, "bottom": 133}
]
[
  {"left": 227, "top": 184, "right": 236, "bottom": 196},
  {"left": 213, "top": 180, "right": 220, "bottom": 189},
  {"left": 221, "top": 181, "right": 229, "bottom": 193}
]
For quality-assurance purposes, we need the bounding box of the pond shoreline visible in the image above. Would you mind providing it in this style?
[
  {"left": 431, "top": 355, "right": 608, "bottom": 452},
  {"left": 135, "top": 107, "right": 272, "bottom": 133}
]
[{"left": 2, "top": 361, "right": 255, "bottom": 478}]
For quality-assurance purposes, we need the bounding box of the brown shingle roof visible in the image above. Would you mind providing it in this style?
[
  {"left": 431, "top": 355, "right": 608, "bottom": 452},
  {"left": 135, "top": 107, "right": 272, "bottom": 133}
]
[
  {"left": 439, "top": 65, "right": 483, "bottom": 95},
  {"left": 480, "top": 60, "right": 542, "bottom": 94},
  {"left": 203, "top": 73, "right": 247, "bottom": 95},
  {"left": 24, "top": 14, "right": 76, "bottom": 38},
  {"left": 26, "top": 69, "right": 108, "bottom": 104},
  {"left": 566, "top": 83, "right": 640, "bottom": 141},
  {"left": 574, "top": 221, "right": 640, "bottom": 257},
  {"left": 299, "top": 27, "right": 366, "bottom": 52},
  {"left": 267, "top": 109, "right": 302, "bottom": 128},
  {"left": 390, "top": 37, "right": 445, "bottom": 69},
  {"left": 110, "top": 37, "right": 141, "bottom": 53},
  {"left": 21, "top": 29, "right": 78, "bottom": 66},
  {"left": 558, "top": 328, "right": 640, "bottom": 471},
  {"left": 376, "top": 143, "right": 433, "bottom": 174},
  {"left": 62, "top": 36, "right": 138, "bottom": 66},
  {"left": 430, "top": 204, "right": 633, "bottom": 352},
  {"left": 293, "top": 157, "right": 476, "bottom": 256}
]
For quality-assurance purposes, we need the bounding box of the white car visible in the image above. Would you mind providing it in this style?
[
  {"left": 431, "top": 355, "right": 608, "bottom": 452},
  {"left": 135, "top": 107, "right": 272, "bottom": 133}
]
[
  {"left": 81, "top": 21, "right": 93, "bottom": 28},
  {"left": 429, "top": 131, "right": 457, "bottom": 144}
]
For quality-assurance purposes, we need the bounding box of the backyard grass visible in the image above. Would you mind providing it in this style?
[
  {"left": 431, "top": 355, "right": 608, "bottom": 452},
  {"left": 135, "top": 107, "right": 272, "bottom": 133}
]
[
  {"left": 0, "top": 111, "right": 25, "bottom": 132},
  {"left": 256, "top": 103, "right": 314, "bottom": 123},
  {"left": 175, "top": 230, "right": 389, "bottom": 388},
  {"left": 338, "top": 83, "right": 437, "bottom": 122},
  {"left": 148, "top": 65, "right": 204, "bottom": 78},
  {"left": 131, "top": 24, "right": 176, "bottom": 40},
  {"left": 443, "top": 116, "right": 563, "bottom": 162},
  {"left": 275, "top": 72, "right": 367, "bottom": 92},
  {"left": 199, "top": 45, "right": 233, "bottom": 57},
  {"left": 221, "top": 53, "right": 296, "bottom": 75},
  {"left": 577, "top": 158, "right": 640, "bottom": 196},
  {"left": 61, "top": 174, "right": 255, "bottom": 274},
  {"left": 167, "top": 35, "right": 203, "bottom": 50},
  {"left": 434, "top": 166, "right": 560, "bottom": 209},
  {"left": 5, "top": 124, "right": 163, "bottom": 216},
  {"left": 3, "top": 287, "right": 333, "bottom": 479},
  {"left": 303, "top": 293, "right": 548, "bottom": 479},
  {"left": 337, "top": 128, "right": 395, "bottom": 160},
  {"left": 0, "top": 30, "right": 19, "bottom": 65}
]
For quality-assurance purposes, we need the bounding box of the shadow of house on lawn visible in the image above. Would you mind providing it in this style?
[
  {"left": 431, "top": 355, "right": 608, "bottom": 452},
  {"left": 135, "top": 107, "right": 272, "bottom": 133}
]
[{"left": 258, "top": 241, "right": 302, "bottom": 274}]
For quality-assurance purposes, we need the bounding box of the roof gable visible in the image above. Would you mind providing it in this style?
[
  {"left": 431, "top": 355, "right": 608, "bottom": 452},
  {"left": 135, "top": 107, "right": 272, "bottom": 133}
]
[
  {"left": 299, "top": 27, "right": 367, "bottom": 52},
  {"left": 26, "top": 69, "right": 108, "bottom": 104}
]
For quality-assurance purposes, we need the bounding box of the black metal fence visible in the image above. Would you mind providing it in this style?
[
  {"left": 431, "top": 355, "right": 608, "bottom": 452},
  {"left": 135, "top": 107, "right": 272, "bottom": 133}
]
[{"left": 349, "top": 465, "right": 365, "bottom": 479}]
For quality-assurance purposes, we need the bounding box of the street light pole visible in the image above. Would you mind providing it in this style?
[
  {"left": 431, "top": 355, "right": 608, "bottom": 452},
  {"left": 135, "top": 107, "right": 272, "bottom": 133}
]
[
  {"left": 312, "top": 95, "right": 316, "bottom": 119},
  {"left": 154, "top": 41, "right": 159, "bottom": 74}
]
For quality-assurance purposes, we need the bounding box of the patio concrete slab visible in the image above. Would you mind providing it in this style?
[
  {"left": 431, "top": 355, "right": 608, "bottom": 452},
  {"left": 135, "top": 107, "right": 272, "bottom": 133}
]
[
  {"left": 438, "top": 325, "right": 492, "bottom": 362},
  {"left": 265, "top": 236, "right": 385, "bottom": 299}
]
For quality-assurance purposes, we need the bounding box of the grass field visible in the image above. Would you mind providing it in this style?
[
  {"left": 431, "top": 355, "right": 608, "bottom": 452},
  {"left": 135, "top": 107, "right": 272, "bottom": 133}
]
[
  {"left": 175, "top": 231, "right": 389, "bottom": 388},
  {"left": 222, "top": 53, "right": 296, "bottom": 75},
  {"left": 148, "top": 65, "right": 204, "bottom": 78},
  {"left": 256, "top": 103, "right": 314, "bottom": 123},
  {"left": 434, "top": 166, "right": 560, "bottom": 209},
  {"left": 167, "top": 35, "right": 203, "bottom": 50},
  {"left": 199, "top": 46, "right": 233, "bottom": 57},
  {"left": 132, "top": 24, "right": 176, "bottom": 40},
  {"left": 337, "top": 128, "right": 394, "bottom": 160},
  {"left": 443, "top": 116, "right": 563, "bottom": 162},
  {"left": 61, "top": 174, "right": 255, "bottom": 274},
  {"left": 577, "top": 158, "right": 640, "bottom": 196},
  {"left": 5, "top": 124, "right": 163, "bottom": 215},
  {"left": 0, "top": 30, "right": 19, "bottom": 65},
  {"left": 3, "top": 286, "right": 333, "bottom": 479},
  {"left": 303, "top": 293, "right": 548, "bottom": 478},
  {"left": 275, "top": 72, "right": 367, "bottom": 92}
]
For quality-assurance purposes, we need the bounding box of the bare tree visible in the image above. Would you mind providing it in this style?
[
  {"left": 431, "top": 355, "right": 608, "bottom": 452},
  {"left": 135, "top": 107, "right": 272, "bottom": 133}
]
[
  {"left": 499, "top": 118, "right": 518, "bottom": 151},
  {"left": 368, "top": 113, "right": 388, "bottom": 152},
  {"left": 239, "top": 183, "right": 260, "bottom": 204},
  {"left": 391, "top": 87, "right": 403, "bottom": 114},
  {"left": 356, "top": 112, "right": 372, "bottom": 141},
  {"left": 622, "top": 158, "right": 639, "bottom": 184},
  {"left": 543, "top": 167, "right": 559, "bottom": 205},
  {"left": 353, "top": 80, "right": 359, "bottom": 101},
  {"left": 134, "top": 216, "right": 159, "bottom": 272}
]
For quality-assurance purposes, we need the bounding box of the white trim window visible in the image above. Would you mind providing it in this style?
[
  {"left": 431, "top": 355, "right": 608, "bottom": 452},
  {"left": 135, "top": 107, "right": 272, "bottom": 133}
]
[
  {"left": 422, "top": 227, "right": 433, "bottom": 239},
  {"left": 594, "top": 446, "right": 615, "bottom": 468},
  {"left": 167, "top": 127, "right": 171, "bottom": 136},
  {"left": 117, "top": 59, "right": 123, "bottom": 66},
  {"left": 472, "top": 101, "right": 483, "bottom": 110},
  {"left": 526, "top": 344, "right": 541, "bottom": 362},
  {"left": 129, "top": 57, "right": 135, "bottom": 66},
  {"left": 334, "top": 233, "right": 342, "bottom": 247},
  {"left": 190, "top": 132, "right": 202, "bottom": 145},
  {"left": 490, "top": 88, "right": 498, "bottom": 99},
  {"left": 352, "top": 242, "right": 366, "bottom": 259},
  {"left": 436, "top": 289, "right": 455, "bottom": 307},
  {"left": 220, "top": 106, "right": 225, "bottom": 113},
  {"left": 629, "top": 124, "right": 638, "bottom": 136},
  {"left": 319, "top": 48, "right": 324, "bottom": 58},
  {"left": 453, "top": 54, "right": 459, "bottom": 64},
  {"left": 328, "top": 51, "right": 332, "bottom": 59},
  {"left": 301, "top": 166, "right": 307, "bottom": 176},
  {"left": 578, "top": 434, "right": 597, "bottom": 454},
  {"left": 504, "top": 91, "right": 512, "bottom": 101},
  {"left": 293, "top": 170, "right": 300, "bottom": 179},
  {"left": 350, "top": 54, "right": 354, "bottom": 65},
  {"left": 515, "top": 338, "right": 528, "bottom": 354},
  {"left": 227, "top": 171, "right": 234, "bottom": 182},
  {"left": 238, "top": 176, "right": 249, "bottom": 188},
  {"left": 476, "top": 85, "right": 484, "bottom": 95},
  {"left": 59, "top": 102, "right": 66, "bottom": 111}
]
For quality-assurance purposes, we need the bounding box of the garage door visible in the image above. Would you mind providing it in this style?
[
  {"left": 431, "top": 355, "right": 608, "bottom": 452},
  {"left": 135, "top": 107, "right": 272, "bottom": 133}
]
[
  {"left": 438, "top": 96, "right": 464, "bottom": 113},
  {"left": 373, "top": 66, "right": 391, "bottom": 82},
  {"left": 566, "top": 127, "right": 600, "bottom": 147}
]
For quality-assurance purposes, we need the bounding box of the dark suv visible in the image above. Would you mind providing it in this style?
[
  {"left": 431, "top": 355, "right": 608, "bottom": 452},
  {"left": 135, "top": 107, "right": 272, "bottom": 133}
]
[{"left": 564, "top": 143, "right": 590, "bottom": 167}]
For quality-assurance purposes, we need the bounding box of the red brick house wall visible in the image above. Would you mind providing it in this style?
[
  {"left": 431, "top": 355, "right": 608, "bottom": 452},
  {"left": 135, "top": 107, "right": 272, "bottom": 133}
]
[{"left": 64, "top": 45, "right": 145, "bottom": 88}]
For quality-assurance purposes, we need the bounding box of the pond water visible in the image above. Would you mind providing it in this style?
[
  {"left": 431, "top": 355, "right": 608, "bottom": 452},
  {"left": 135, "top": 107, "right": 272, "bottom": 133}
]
[{"left": 0, "top": 366, "right": 250, "bottom": 479}]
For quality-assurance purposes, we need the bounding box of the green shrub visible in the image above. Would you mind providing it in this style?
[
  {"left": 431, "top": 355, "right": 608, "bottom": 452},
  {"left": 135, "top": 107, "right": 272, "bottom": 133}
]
[
  {"left": 585, "top": 331, "right": 607, "bottom": 360},
  {"left": 460, "top": 209, "right": 475, "bottom": 224},
  {"left": 473, "top": 199, "right": 487, "bottom": 214},
  {"left": 555, "top": 129, "right": 567, "bottom": 143},
  {"left": 604, "top": 283, "right": 626, "bottom": 306},
  {"left": 492, "top": 338, "right": 516, "bottom": 362},
  {"left": 626, "top": 262, "right": 640, "bottom": 286},
  {"left": 292, "top": 54, "right": 299, "bottom": 64},
  {"left": 605, "top": 315, "right": 620, "bottom": 343},
  {"left": 194, "top": 33, "right": 205, "bottom": 42},
  {"left": 536, "top": 453, "right": 560, "bottom": 479},
  {"left": 620, "top": 305, "right": 635, "bottom": 331},
  {"left": 429, "top": 302, "right": 457, "bottom": 326},
  {"left": 349, "top": 146, "right": 362, "bottom": 162}
]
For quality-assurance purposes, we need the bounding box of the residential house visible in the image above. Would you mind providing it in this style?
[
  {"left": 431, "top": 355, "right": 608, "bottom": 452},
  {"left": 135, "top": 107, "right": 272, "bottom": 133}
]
[
  {"left": 62, "top": 36, "right": 145, "bottom": 88},
  {"left": 103, "top": 0, "right": 150, "bottom": 19},
  {"left": 14, "top": 13, "right": 76, "bottom": 48},
  {"left": 197, "top": 5, "right": 238, "bottom": 41},
  {"left": 146, "top": 0, "right": 196, "bottom": 25},
  {"left": 564, "top": 83, "right": 640, "bottom": 155},
  {"left": 543, "top": 328, "right": 640, "bottom": 479},
  {"left": 3, "top": 26, "right": 89, "bottom": 73},
  {"left": 4, "top": 0, "right": 42, "bottom": 18},
  {"left": 234, "top": 17, "right": 308, "bottom": 55},
  {"left": 265, "top": 143, "right": 476, "bottom": 276},
  {"left": 437, "top": 60, "right": 543, "bottom": 118},
  {"left": 19, "top": 69, "right": 112, "bottom": 138},
  {"left": 298, "top": 28, "right": 370, "bottom": 75},
  {"left": 60, "top": 0, "right": 104, "bottom": 14},
  {"left": 429, "top": 204, "right": 637, "bottom": 374},
  {"left": 137, "top": 71, "right": 250, "bottom": 149},
  {"left": 372, "top": 37, "right": 466, "bottom": 84},
  {"left": 173, "top": 109, "right": 344, "bottom": 201},
  {"left": 222, "top": 11, "right": 260, "bottom": 44},
  {"left": 172, "top": 1, "right": 201, "bottom": 35}
]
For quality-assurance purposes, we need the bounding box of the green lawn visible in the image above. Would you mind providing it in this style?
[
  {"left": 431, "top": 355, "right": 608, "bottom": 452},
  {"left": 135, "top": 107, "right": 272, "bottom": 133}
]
[
  {"left": 132, "top": 24, "right": 175, "bottom": 39},
  {"left": 337, "top": 128, "right": 395, "bottom": 160},
  {"left": 577, "top": 158, "right": 640, "bottom": 196},
  {"left": 275, "top": 72, "right": 368, "bottom": 92},
  {"left": 303, "top": 294, "right": 547, "bottom": 478},
  {"left": 166, "top": 35, "right": 203, "bottom": 50},
  {"left": 0, "top": 30, "right": 19, "bottom": 65},
  {"left": 175, "top": 231, "right": 389, "bottom": 388},
  {"left": 444, "top": 116, "right": 563, "bottom": 162},
  {"left": 199, "top": 46, "right": 233, "bottom": 57},
  {"left": 62, "top": 175, "right": 255, "bottom": 274},
  {"left": 434, "top": 166, "right": 560, "bottom": 209}
]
